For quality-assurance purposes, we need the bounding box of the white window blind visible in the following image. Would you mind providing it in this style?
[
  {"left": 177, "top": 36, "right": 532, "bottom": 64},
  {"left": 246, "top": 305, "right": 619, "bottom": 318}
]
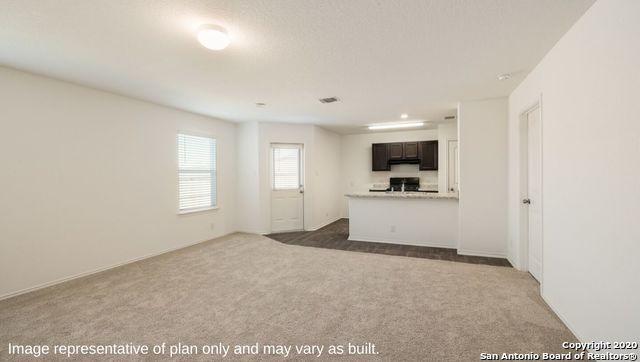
[
  {"left": 272, "top": 146, "right": 300, "bottom": 190},
  {"left": 177, "top": 133, "right": 217, "bottom": 212}
]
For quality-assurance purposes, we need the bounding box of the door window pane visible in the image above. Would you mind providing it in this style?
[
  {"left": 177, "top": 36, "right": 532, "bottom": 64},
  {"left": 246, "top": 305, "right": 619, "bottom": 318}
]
[{"left": 272, "top": 147, "right": 300, "bottom": 190}]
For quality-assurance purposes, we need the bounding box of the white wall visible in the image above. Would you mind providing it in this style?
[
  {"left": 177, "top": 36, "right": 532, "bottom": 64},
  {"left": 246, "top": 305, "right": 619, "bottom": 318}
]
[
  {"left": 310, "top": 126, "right": 343, "bottom": 230},
  {"left": 0, "top": 66, "right": 237, "bottom": 299},
  {"left": 458, "top": 98, "right": 508, "bottom": 257},
  {"left": 339, "top": 129, "right": 441, "bottom": 217},
  {"left": 507, "top": 0, "right": 639, "bottom": 341},
  {"left": 235, "top": 121, "right": 262, "bottom": 233}
]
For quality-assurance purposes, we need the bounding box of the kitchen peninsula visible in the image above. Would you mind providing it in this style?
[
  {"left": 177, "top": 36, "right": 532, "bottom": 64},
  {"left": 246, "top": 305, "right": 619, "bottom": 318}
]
[{"left": 345, "top": 191, "right": 459, "bottom": 248}]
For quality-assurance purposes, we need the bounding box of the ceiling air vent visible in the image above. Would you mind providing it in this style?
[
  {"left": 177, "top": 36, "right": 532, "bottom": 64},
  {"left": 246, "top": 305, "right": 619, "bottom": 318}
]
[{"left": 319, "top": 97, "right": 340, "bottom": 104}]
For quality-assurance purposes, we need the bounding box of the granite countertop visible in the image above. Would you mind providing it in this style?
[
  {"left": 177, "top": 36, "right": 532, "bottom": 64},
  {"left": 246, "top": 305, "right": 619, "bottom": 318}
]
[{"left": 345, "top": 191, "right": 459, "bottom": 200}]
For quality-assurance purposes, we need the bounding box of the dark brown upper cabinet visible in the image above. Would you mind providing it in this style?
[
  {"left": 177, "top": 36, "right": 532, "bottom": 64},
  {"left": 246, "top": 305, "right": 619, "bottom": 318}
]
[
  {"left": 372, "top": 143, "right": 390, "bottom": 171},
  {"left": 371, "top": 140, "right": 438, "bottom": 171},
  {"left": 418, "top": 141, "right": 438, "bottom": 171},
  {"left": 403, "top": 142, "right": 419, "bottom": 159},
  {"left": 388, "top": 143, "right": 403, "bottom": 160}
]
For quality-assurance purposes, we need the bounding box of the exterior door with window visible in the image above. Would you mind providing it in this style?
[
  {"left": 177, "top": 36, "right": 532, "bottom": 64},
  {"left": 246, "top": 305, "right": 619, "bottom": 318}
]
[{"left": 271, "top": 144, "right": 304, "bottom": 232}]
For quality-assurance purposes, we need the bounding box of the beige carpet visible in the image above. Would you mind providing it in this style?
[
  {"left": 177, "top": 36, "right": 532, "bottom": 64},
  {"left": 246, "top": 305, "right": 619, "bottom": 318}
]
[{"left": 0, "top": 233, "right": 576, "bottom": 361}]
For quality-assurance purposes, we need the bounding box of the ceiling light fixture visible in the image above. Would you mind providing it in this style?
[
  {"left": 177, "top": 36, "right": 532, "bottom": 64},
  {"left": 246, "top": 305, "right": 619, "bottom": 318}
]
[
  {"left": 368, "top": 122, "right": 425, "bottom": 130},
  {"left": 400, "top": 113, "right": 408, "bottom": 119},
  {"left": 197, "top": 24, "right": 231, "bottom": 50},
  {"left": 497, "top": 73, "right": 512, "bottom": 81}
]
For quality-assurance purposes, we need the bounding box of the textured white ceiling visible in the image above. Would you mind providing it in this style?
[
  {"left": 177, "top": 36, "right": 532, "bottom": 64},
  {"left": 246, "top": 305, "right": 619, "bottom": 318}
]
[{"left": 0, "top": 0, "right": 594, "bottom": 133}]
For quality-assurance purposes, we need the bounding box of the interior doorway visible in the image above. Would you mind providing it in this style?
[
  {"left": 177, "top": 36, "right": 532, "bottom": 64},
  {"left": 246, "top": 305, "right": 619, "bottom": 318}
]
[
  {"left": 270, "top": 143, "right": 304, "bottom": 232},
  {"left": 522, "top": 105, "right": 543, "bottom": 281}
]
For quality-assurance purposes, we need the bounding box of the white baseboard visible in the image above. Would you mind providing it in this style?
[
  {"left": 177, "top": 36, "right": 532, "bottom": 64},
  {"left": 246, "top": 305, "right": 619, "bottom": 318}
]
[
  {"left": 306, "top": 216, "right": 342, "bottom": 232},
  {"left": 0, "top": 232, "right": 234, "bottom": 301},
  {"left": 506, "top": 252, "right": 523, "bottom": 270},
  {"left": 540, "top": 292, "right": 587, "bottom": 344},
  {"left": 236, "top": 228, "right": 270, "bottom": 235},
  {"left": 348, "top": 234, "right": 455, "bottom": 249},
  {"left": 456, "top": 248, "right": 507, "bottom": 259}
]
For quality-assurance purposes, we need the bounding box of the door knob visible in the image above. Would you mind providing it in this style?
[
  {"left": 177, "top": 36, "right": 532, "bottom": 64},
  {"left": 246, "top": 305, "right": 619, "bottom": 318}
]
[{"left": 522, "top": 198, "right": 531, "bottom": 204}]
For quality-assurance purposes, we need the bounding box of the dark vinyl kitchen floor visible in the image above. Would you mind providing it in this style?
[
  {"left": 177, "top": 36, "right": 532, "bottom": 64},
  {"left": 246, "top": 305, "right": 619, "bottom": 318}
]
[{"left": 266, "top": 218, "right": 512, "bottom": 267}]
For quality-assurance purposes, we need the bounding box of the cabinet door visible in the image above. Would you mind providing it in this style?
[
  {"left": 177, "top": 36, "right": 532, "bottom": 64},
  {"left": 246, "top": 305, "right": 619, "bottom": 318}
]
[
  {"left": 388, "top": 143, "right": 403, "bottom": 160},
  {"left": 419, "top": 141, "right": 438, "bottom": 170},
  {"left": 372, "top": 143, "right": 390, "bottom": 171},
  {"left": 403, "top": 142, "right": 419, "bottom": 159}
]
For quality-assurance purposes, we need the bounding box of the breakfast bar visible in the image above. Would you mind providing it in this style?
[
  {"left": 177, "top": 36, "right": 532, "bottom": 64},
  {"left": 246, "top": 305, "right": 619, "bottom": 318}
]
[{"left": 345, "top": 192, "right": 459, "bottom": 248}]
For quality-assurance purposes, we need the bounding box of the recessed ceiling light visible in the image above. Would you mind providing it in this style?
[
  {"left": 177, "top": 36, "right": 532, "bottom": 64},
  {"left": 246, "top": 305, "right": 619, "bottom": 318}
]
[
  {"left": 497, "top": 73, "right": 512, "bottom": 81},
  {"left": 368, "top": 122, "right": 424, "bottom": 130},
  {"left": 400, "top": 113, "right": 408, "bottom": 119},
  {"left": 197, "top": 24, "right": 230, "bottom": 51}
]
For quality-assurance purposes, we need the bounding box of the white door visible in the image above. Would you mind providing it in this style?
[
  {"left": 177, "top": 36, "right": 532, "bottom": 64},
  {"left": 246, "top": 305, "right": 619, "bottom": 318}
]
[
  {"left": 526, "top": 108, "right": 543, "bottom": 281},
  {"left": 447, "top": 140, "right": 459, "bottom": 193},
  {"left": 271, "top": 144, "right": 304, "bottom": 232}
]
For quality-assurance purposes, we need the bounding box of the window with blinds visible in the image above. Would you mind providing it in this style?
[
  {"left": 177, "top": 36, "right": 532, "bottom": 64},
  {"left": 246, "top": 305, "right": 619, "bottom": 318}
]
[
  {"left": 177, "top": 133, "right": 217, "bottom": 212},
  {"left": 272, "top": 146, "right": 301, "bottom": 190}
]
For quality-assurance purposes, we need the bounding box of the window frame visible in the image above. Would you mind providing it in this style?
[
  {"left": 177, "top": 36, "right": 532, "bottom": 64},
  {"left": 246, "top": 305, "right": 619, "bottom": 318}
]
[{"left": 176, "top": 131, "right": 219, "bottom": 215}]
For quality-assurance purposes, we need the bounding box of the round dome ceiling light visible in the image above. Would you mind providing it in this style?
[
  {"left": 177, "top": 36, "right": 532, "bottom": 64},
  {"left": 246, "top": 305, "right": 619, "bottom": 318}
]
[{"left": 197, "top": 24, "right": 230, "bottom": 51}]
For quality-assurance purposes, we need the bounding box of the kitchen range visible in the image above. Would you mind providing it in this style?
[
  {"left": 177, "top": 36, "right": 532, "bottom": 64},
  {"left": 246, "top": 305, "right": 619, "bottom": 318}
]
[{"left": 369, "top": 177, "right": 438, "bottom": 193}]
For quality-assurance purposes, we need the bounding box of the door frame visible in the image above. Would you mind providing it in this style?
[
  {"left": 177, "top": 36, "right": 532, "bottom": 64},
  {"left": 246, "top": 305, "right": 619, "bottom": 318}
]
[
  {"left": 518, "top": 96, "right": 544, "bottom": 287},
  {"left": 446, "top": 139, "right": 459, "bottom": 193},
  {"left": 269, "top": 143, "right": 305, "bottom": 232}
]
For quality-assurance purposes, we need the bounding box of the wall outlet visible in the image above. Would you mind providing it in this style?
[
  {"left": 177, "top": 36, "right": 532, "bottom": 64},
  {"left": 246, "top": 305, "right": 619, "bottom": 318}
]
[
  {"left": 210, "top": 222, "right": 215, "bottom": 230},
  {"left": 390, "top": 225, "right": 396, "bottom": 232}
]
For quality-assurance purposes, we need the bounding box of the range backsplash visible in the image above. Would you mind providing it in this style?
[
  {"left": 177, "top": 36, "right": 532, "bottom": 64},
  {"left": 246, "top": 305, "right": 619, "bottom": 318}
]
[{"left": 368, "top": 165, "right": 438, "bottom": 190}]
